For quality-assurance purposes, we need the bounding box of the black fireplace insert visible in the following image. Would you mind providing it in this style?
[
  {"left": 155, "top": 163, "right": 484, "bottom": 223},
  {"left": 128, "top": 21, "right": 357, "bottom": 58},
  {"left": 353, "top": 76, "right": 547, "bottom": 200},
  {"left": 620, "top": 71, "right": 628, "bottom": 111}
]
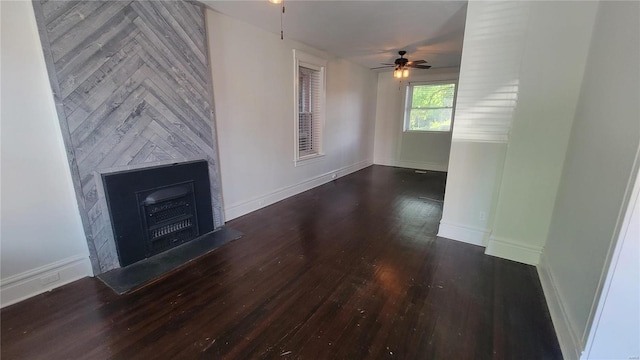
[{"left": 102, "top": 160, "right": 215, "bottom": 267}]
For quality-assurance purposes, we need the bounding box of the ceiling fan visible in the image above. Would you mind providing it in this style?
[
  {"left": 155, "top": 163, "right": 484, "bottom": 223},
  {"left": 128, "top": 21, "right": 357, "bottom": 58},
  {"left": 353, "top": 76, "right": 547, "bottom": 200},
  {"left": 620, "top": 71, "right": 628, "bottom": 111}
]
[{"left": 372, "top": 51, "right": 431, "bottom": 78}]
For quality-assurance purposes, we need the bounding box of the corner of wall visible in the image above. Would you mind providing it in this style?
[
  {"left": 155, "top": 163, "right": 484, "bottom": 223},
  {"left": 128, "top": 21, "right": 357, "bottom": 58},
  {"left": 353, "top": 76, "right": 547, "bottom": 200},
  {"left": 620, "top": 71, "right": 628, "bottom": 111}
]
[
  {"left": 485, "top": 236, "right": 542, "bottom": 265},
  {"left": 537, "top": 251, "right": 584, "bottom": 360},
  {"left": 0, "top": 254, "right": 93, "bottom": 309},
  {"left": 437, "top": 220, "right": 489, "bottom": 247},
  {"left": 223, "top": 159, "right": 373, "bottom": 220},
  {"left": 374, "top": 158, "right": 449, "bottom": 173}
]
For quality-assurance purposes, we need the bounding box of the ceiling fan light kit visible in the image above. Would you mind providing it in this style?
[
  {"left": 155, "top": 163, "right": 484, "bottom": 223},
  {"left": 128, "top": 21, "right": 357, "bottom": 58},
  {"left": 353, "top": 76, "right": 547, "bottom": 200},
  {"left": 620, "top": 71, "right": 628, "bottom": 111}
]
[{"left": 394, "top": 68, "right": 409, "bottom": 78}]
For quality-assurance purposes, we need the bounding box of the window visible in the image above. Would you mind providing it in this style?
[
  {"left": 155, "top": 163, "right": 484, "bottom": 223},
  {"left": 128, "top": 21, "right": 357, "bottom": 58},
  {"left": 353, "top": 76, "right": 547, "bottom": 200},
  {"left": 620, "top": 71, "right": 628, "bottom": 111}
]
[
  {"left": 404, "top": 82, "right": 457, "bottom": 132},
  {"left": 294, "top": 50, "right": 326, "bottom": 164}
]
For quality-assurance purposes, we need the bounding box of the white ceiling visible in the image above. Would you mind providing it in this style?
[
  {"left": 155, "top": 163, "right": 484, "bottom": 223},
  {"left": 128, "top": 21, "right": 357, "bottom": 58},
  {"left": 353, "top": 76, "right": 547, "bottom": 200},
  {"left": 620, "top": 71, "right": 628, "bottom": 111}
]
[{"left": 201, "top": 1, "right": 468, "bottom": 71}]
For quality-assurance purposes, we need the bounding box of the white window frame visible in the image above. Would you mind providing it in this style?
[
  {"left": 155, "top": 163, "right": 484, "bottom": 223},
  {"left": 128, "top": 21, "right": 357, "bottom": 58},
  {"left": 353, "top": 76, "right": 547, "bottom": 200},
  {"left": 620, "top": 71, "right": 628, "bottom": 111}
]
[
  {"left": 293, "top": 49, "right": 326, "bottom": 166},
  {"left": 403, "top": 80, "right": 458, "bottom": 133}
]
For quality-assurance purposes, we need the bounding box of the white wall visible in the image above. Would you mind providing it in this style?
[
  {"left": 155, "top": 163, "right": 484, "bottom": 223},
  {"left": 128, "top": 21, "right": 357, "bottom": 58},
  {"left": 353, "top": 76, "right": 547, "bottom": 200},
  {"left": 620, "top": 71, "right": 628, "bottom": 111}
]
[
  {"left": 0, "top": 1, "right": 92, "bottom": 308},
  {"left": 539, "top": 1, "right": 640, "bottom": 359},
  {"left": 443, "top": 3, "right": 639, "bottom": 358},
  {"left": 439, "top": 1, "right": 532, "bottom": 247},
  {"left": 487, "top": 1, "right": 598, "bottom": 264},
  {"left": 439, "top": 141, "right": 506, "bottom": 246},
  {"left": 373, "top": 68, "right": 459, "bottom": 172},
  {"left": 583, "top": 171, "right": 639, "bottom": 360},
  {"left": 439, "top": 1, "right": 599, "bottom": 261},
  {"left": 206, "top": 10, "right": 378, "bottom": 220}
]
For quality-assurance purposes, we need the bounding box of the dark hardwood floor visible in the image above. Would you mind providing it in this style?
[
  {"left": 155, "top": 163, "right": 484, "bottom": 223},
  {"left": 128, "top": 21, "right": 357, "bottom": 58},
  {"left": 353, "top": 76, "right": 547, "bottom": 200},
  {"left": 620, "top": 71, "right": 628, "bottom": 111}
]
[{"left": 0, "top": 165, "right": 561, "bottom": 359}]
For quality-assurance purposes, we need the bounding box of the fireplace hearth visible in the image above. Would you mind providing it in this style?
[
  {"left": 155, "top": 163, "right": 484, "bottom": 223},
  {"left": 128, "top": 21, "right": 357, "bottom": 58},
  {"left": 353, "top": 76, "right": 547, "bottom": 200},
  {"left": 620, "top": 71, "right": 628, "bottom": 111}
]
[{"left": 102, "top": 161, "right": 215, "bottom": 267}]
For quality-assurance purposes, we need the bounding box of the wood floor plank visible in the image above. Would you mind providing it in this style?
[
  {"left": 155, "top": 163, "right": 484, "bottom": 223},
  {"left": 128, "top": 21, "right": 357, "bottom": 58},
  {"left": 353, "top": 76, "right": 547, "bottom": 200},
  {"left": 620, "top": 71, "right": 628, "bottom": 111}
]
[
  {"left": 51, "top": 1, "right": 132, "bottom": 62},
  {"left": 75, "top": 85, "right": 148, "bottom": 176},
  {"left": 0, "top": 166, "right": 562, "bottom": 359},
  {"left": 148, "top": 1, "right": 207, "bottom": 65},
  {"left": 164, "top": 1, "right": 206, "bottom": 54},
  {"left": 71, "top": 70, "right": 146, "bottom": 158},
  {"left": 64, "top": 45, "right": 144, "bottom": 125},
  {"left": 42, "top": 0, "right": 80, "bottom": 26},
  {"left": 45, "top": 1, "right": 104, "bottom": 42},
  {"left": 130, "top": 1, "right": 207, "bottom": 83}
]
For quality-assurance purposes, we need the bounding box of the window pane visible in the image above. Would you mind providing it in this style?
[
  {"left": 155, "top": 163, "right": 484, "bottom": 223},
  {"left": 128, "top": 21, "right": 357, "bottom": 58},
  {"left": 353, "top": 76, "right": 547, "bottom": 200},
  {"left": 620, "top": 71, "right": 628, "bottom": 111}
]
[
  {"left": 299, "top": 68, "right": 311, "bottom": 113},
  {"left": 409, "top": 108, "right": 452, "bottom": 131},
  {"left": 299, "top": 113, "right": 314, "bottom": 153},
  {"left": 411, "top": 84, "right": 455, "bottom": 108},
  {"left": 299, "top": 66, "right": 316, "bottom": 155},
  {"left": 295, "top": 54, "right": 325, "bottom": 161}
]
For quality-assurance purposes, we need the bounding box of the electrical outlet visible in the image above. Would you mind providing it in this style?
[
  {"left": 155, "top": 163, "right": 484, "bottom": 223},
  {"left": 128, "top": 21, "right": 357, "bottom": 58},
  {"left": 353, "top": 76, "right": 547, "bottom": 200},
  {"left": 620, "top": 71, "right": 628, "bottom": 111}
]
[
  {"left": 39, "top": 272, "right": 60, "bottom": 285},
  {"left": 331, "top": 173, "right": 337, "bottom": 179},
  {"left": 479, "top": 211, "right": 487, "bottom": 221}
]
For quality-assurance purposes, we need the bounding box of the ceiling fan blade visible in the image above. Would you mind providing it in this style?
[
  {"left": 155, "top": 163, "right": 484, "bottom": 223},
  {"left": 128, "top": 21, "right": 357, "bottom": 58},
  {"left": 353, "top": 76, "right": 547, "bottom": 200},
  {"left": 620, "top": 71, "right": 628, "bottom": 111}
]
[
  {"left": 409, "top": 64, "right": 432, "bottom": 69},
  {"left": 407, "top": 60, "right": 427, "bottom": 65},
  {"left": 370, "top": 65, "right": 395, "bottom": 69}
]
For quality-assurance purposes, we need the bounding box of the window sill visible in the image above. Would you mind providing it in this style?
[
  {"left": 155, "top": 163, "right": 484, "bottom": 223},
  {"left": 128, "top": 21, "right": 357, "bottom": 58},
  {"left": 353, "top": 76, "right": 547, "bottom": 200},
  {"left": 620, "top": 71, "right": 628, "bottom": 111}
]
[
  {"left": 403, "top": 130, "right": 452, "bottom": 134},
  {"left": 294, "top": 153, "right": 325, "bottom": 167}
]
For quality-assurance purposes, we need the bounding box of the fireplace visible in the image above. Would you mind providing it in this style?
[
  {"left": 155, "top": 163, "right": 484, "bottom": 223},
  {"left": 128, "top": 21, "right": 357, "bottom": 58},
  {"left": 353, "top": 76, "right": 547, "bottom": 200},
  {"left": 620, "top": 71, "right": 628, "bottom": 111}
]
[
  {"left": 139, "top": 182, "right": 198, "bottom": 256},
  {"left": 102, "top": 160, "right": 214, "bottom": 267}
]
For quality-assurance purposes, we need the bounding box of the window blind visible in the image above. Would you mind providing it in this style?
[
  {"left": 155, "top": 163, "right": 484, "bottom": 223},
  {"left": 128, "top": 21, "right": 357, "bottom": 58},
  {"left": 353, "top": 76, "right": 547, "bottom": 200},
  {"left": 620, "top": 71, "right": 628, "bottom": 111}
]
[{"left": 298, "top": 65, "right": 322, "bottom": 157}]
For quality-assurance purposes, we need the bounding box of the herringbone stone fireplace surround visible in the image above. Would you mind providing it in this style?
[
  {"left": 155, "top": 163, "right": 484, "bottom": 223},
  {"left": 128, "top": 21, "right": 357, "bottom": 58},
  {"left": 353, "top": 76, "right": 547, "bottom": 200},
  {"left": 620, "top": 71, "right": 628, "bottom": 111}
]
[{"left": 32, "top": 0, "right": 223, "bottom": 274}]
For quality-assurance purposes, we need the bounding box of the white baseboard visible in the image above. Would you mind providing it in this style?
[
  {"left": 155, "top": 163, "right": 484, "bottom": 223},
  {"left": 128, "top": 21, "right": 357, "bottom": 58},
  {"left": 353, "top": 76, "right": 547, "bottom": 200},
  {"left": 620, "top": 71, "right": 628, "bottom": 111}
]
[
  {"left": 374, "top": 157, "right": 448, "bottom": 173},
  {"left": 538, "top": 252, "right": 583, "bottom": 360},
  {"left": 485, "top": 236, "right": 542, "bottom": 265},
  {"left": 224, "top": 159, "right": 373, "bottom": 220},
  {"left": 0, "top": 254, "right": 93, "bottom": 308},
  {"left": 437, "top": 220, "right": 489, "bottom": 247}
]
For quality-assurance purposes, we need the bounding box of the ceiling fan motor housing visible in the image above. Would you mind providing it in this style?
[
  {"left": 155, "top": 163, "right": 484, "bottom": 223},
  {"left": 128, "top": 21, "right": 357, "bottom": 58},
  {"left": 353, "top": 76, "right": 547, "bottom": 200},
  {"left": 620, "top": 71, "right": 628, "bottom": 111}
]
[
  {"left": 395, "top": 58, "right": 409, "bottom": 67},
  {"left": 396, "top": 51, "right": 408, "bottom": 67}
]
